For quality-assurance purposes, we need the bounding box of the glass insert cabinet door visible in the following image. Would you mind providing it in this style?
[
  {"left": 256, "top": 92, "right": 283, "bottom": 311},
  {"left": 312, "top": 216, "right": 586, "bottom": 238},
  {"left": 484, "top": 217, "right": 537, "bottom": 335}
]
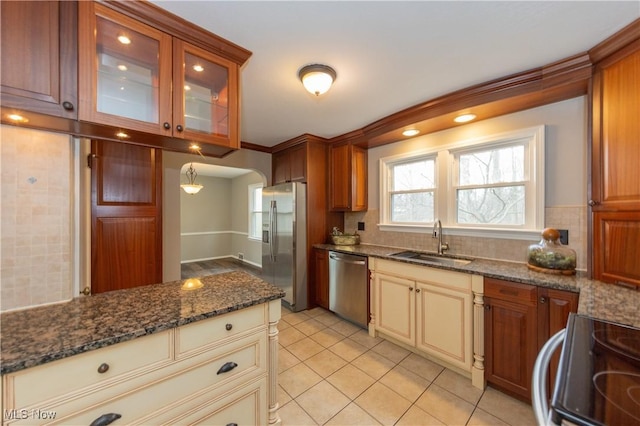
[
  {"left": 173, "top": 40, "right": 239, "bottom": 148},
  {"left": 79, "top": 2, "right": 172, "bottom": 135}
]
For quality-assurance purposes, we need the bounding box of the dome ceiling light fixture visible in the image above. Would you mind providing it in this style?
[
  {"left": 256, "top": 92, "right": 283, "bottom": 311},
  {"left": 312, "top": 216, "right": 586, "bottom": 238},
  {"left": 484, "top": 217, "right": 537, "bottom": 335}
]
[
  {"left": 181, "top": 163, "right": 203, "bottom": 195},
  {"left": 298, "top": 64, "right": 337, "bottom": 96}
]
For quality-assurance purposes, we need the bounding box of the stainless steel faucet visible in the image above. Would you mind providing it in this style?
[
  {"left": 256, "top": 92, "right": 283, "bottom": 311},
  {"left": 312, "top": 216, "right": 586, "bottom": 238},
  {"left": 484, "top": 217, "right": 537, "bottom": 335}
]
[{"left": 432, "top": 219, "right": 449, "bottom": 255}]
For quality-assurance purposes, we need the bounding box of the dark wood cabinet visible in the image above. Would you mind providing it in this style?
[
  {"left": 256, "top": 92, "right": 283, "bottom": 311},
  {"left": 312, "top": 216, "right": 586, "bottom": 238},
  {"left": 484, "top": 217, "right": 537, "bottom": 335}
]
[
  {"left": 590, "top": 31, "right": 640, "bottom": 287},
  {"left": 272, "top": 144, "right": 306, "bottom": 184},
  {"left": 484, "top": 277, "right": 578, "bottom": 401},
  {"left": 314, "top": 249, "right": 329, "bottom": 309},
  {"left": 0, "top": 1, "right": 78, "bottom": 119},
  {"left": 329, "top": 140, "right": 368, "bottom": 211}
]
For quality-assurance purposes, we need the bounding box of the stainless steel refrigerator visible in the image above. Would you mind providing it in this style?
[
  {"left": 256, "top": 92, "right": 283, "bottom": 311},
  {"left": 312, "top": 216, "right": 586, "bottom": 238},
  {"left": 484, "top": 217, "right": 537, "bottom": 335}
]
[{"left": 262, "top": 182, "right": 307, "bottom": 312}]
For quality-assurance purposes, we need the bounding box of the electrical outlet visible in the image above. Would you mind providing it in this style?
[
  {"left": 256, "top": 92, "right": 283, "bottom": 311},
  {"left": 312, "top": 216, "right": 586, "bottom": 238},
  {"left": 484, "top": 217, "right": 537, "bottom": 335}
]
[
  {"left": 558, "top": 230, "right": 569, "bottom": 245},
  {"left": 238, "top": 253, "right": 244, "bottom": 260},
  {"left": 357, "top": 222, "right": 365, "bottom": 231}
]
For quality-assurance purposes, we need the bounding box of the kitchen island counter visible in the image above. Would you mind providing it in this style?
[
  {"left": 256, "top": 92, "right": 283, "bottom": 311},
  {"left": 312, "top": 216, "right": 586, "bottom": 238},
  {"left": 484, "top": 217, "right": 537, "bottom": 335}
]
[
  {"left": 0, "top": 271, "right": 285, "bottom": 375},
  {"left": 315, "top": 243, "right": 640, "bottom": 328}
]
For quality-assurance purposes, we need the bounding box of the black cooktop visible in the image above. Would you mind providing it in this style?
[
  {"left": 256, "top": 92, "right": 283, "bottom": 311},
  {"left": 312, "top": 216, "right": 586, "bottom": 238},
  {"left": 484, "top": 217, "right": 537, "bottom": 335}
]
[{"left": 552, "top": 314, "right": 640, "bottom": 426}]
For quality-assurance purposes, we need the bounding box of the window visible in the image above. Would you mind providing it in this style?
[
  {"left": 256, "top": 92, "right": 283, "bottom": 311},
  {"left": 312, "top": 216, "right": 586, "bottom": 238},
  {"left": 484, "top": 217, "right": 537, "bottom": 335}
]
[
  {"left": 380, "top": 126, "right": 544, "bottom": 238},
  {"left": 248, "top": 183, "right": 263, "bottom": 240}
]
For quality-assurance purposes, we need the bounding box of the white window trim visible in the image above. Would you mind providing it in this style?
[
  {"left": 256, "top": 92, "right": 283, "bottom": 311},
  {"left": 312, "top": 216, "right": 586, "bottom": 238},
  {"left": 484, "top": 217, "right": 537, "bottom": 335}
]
[
  {"left": 248, "top": 183, "right": 263, "bottom": 241},
  {"left": 379, "top": 125, "right": 545, "bottom": 240}
]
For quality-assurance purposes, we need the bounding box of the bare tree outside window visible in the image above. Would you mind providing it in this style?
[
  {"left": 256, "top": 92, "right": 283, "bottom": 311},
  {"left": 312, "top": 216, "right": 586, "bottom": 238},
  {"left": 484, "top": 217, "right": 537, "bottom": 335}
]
[{"left": 390, "top": 158, "right": 435, "bottom": 223}]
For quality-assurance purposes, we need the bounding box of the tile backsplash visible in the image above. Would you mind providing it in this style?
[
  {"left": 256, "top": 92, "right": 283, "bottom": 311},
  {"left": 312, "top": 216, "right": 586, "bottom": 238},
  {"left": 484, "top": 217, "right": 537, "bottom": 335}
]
[
  {"left": 1, "top": 126, "right": 74, "bottom": 312},
  {"left": 345, "top": 206, "right": 588, "bottom": 270}
]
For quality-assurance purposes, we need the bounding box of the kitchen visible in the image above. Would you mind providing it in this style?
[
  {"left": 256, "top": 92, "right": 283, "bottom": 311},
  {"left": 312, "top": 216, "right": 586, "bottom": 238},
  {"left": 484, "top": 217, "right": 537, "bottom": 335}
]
[{"left": 2, "top": 1, "right": 640, "bottom": 425}]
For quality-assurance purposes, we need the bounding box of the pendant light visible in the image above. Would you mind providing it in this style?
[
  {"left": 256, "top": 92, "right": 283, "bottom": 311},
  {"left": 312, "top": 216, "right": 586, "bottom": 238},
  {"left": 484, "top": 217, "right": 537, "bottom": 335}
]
[
  {"left": 181, "top": 163, "right": 203, "bottom": 194},
  {"left": 298, "top": 64, "right": 337, "bottom": 96}
]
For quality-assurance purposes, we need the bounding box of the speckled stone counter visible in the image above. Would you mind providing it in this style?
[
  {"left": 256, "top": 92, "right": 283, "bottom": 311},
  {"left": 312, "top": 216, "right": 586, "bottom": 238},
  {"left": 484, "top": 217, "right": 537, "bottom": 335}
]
[
  {"left": 0, "top": 271, "right": 285, "bottom": 375},
  {"left": 315, "top": 243, "right": 640, "bottom": 328}
]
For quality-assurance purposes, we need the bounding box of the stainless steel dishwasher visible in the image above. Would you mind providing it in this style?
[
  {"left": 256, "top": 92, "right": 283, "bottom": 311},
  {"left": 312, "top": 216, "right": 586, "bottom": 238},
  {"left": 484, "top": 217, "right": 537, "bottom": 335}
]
[{"left": 328, "top": 251, "right": 368, "bottom": 328}]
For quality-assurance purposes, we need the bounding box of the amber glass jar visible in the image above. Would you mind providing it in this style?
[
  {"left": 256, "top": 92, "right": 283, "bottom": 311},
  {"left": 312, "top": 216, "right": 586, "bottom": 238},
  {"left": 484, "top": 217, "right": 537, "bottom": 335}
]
[{"left": 527, "top": 228, "right": 576, "bottom": 273}]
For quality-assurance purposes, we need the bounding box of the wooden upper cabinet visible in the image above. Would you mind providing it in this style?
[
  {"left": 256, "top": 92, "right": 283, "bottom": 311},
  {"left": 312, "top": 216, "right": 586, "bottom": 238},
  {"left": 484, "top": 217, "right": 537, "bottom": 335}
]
[
  {"left": 591, "top": 39, "right": 640, "bottom": 287},
  {"left": 79, "top": 1, "right": 242, "bottom": 150},
  {"left": 0, "top": 1, "right": 78, "bottom": 119},
  {"left": 329, "top": 141, "right": 368, "bottom": 211},
  {"left": 272, "top": 144, "right": 307, "bottom": 184}
]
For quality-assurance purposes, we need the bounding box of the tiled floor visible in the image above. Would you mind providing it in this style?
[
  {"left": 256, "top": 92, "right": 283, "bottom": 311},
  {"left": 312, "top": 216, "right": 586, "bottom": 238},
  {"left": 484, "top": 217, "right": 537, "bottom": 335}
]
[{"left": 277, "top": 307, "right": 537, "bottom": 426}]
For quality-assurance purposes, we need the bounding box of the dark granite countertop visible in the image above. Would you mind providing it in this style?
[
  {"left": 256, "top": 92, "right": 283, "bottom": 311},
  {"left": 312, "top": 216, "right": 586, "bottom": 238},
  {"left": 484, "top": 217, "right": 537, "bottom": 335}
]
[
  {"left": 0, "top": 271, "right": 285, "bottom": 375},
  {"left": 315, "top": 243, "right": 640, "bottom": 328}
]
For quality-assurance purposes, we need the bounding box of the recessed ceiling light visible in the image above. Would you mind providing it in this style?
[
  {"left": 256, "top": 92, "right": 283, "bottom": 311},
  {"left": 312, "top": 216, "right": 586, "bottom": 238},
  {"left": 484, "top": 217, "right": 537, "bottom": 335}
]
[
  {"left": 117, "top": 64, "right": 127, "bottom": 71},
  {"left": 402, "top": 129, "right": 420, "bottom": 137},
  {"left": 7, "top": 113, "right": 28, "bottom": 123},
  {"left": 116, "top": 131, "right": 129, "bottom": 138},
  {"left": 454, "top": 113, "right": 476, "bottom": 123},
  {"left": 184, "top": 85, "right": 191, "bottom": 91},
  {"left": 193, "top": 64, "right": 204, "bottom": 72},
  {"left": 117, "top": 35, "right": 131, "bottom": 45},
  {"left": 189, "top": 143, "right": 201, "bottom": 151}
]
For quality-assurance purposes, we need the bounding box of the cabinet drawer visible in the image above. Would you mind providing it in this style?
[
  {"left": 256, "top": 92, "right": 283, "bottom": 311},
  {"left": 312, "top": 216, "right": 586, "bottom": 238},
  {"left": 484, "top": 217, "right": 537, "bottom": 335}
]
[
  {"left": 3, "top": 330, "right": 172, "bottom": 409},
  {"left": 485, "top": 278, "right": 537, "bottom": 306},
  {"left": 176, "top": 304, "right": 266, "bottom": 357}
]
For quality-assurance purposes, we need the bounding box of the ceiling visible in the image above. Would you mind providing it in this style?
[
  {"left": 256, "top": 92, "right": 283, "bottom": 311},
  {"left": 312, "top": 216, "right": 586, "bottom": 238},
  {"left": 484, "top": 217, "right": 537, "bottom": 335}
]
[{"left": 151, "top": 1, "right": 639, "bottom": 148}]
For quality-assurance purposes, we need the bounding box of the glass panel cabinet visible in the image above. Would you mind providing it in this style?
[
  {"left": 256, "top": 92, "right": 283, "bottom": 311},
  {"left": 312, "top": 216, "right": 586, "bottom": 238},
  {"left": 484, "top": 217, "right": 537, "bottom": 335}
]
[{"left": 79, "top": 2, "right": 240, "bottom": 149}]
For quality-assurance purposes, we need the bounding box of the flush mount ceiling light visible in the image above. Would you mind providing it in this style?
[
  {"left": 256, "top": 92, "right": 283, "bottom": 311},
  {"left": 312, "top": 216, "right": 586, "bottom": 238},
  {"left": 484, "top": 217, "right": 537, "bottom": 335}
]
[
  {"left": 181, "top": 163, "right": 203, "bottom": 195},
  {"left": 117, "top": 35, "right": 131, "bottom": 45},
  {"left": 298, "top": 64, "right": 337, "bottom": 96},
  {"left": 454, "top": 113, "right": 477, "bottom": 123},
  {"left": 402, "top": 129, "right": 420, "bottom": 137}
]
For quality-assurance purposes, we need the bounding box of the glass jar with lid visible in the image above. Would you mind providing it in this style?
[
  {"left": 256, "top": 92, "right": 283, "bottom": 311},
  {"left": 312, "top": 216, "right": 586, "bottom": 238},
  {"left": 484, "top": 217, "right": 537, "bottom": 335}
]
[{"left": 527, "top": 228, "right": 576, "bottom": 274}]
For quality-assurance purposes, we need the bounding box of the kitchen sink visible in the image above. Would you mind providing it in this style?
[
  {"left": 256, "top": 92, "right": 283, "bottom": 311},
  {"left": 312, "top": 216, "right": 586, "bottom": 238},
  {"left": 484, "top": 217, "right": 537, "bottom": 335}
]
[{"left": 388, "top": 250, "right": 473, "bottom": 266}]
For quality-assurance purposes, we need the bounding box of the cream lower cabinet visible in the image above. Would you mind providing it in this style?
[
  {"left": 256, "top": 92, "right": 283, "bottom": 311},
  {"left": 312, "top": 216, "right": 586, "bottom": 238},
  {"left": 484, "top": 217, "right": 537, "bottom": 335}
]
[
  {"left": 2, "top": 300, "right": 282, "bottom": 425},
  {"left": 369, "top": 258, "right": 485, "bottom": 389}
]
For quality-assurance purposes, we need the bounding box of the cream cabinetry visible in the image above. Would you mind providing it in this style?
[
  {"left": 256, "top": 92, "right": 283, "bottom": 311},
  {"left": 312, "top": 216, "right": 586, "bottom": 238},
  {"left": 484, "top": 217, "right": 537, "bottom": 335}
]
[
  {"left": 369, "top": 258, "right": 484, "bottom": 388},
  {"left": 2, "top": 301, "right": 281, "bottom": 425}
]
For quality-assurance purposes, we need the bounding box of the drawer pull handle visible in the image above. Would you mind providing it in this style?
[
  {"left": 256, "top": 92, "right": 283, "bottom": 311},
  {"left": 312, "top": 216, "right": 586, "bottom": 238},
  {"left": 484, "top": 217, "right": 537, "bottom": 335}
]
[
  {"left": 90, "top": 413, "right": 121, "bottom": 426},
  {"left": 225, "top": 323, "right": 233, "bottom": 331},
  {"left": 217, "top": 361, "right": 238, "bottom": 375},
  {"left": 227, "top": 424, "right": 238, "bottom": 426},
  {"left": 97, "top": 363, "right": 110, "bottom": 374}
]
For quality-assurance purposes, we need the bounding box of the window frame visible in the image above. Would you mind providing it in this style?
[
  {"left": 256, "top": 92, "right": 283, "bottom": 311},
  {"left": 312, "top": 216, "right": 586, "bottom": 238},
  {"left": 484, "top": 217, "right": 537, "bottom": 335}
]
[
  {"left": 248, "top": 183, "right": 263, "bottom": 241},
  {"left": 379, "top": 126, "right": 545, "bottom": 240}
]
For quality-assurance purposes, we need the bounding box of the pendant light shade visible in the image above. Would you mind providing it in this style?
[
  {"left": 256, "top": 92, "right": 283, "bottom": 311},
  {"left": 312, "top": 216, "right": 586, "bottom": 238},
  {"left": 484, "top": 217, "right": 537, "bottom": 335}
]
[
  {"left": 181, "top": 163, "right": 203, "bottom": 194},
  {"left": 298, "top": 64, "right": 336, "bottom": 96}
]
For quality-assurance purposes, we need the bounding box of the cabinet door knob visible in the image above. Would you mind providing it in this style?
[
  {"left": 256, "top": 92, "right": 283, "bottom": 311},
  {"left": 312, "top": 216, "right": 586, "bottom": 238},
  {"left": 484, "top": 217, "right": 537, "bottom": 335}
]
[
  {"left": 588, "top": 200, "right": 599, "bottom": 206},
  {"left": 416, "top": 288, "right": 421, "bottom": 293},
  {"left": 539, "top": 296, "right": 547, "bottom": 304},
  {"left": 62, "top": 101, "right": 74, "bottom": 111},
  {"left": 176, "top": 124, "right": 184, "bottom": 132},
  {"left": 217, "top": 361, "right": 238, "bottom": 375},
  {"left": 485, "top": 304, "right": 491, "bottom": 311},
  {"left": 90, "top": 413, "right": 121, "bottom": 426},
  {"left": 409, "top": 287, "right": 413, "bottom": 291},
  {"left": 163, "top": 122, "right": 171, "bottom": 130},
  {"left": 97, "top": 363, "right": 110, "bottom": 374},
  {"left": 225, "top": 323, "right": 233, "bottom": 331}
]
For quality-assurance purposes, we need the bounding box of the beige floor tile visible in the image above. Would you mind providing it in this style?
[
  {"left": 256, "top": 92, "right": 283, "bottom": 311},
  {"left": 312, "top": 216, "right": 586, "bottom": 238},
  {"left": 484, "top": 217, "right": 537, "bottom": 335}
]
[
  {"left": 329, "top": 338, "right": 369, "bottom": 362},
  {"left": 279, "top": 326, "right": 307, "bottom": 347},
  {"left": 278, "top": 320, "right": 291, "bottom": 330},
  {"left": 287, "top": 337, "right": 325, "bottom": 361},
  {"left": 295, "top": 318, "right": 326, "bottom": 336},
  {"left": 278, "top": 400, "right": 318, "bottom": 426},
  {"left": 278, "top": 384, "right": 292, "bottom": 406},
  {"left": 279, "top": 362, "right": 323, "bottom": 398},
  {"left": 370, "top": 339, "right": 411, "bottom": 363},
  {"left": 296, "top": 381, "right": 351, "bottom": 424},
  {"left": 305, "top": 349, "right": 348, "bottom": 377},
  {"left": 477, "top": 387, "right": 537, "bottom": 426},
  {"left": 434, "top": 368, "right": 483, "bottom": 405},
  {"left": 379, "top": 365, "right": 431, "bottom": 403},
  {"left": 278, "top": 347, "right": 301, "bottom": 373},
  {"left": 349, "top": 329, "right": 383, "bottom": 349},
  {"left": 331, "top": 319, "right": 363, "bottom": 337},
  {"left": 396, "top": 405, "right": 444, "bottom": 426},
  {"left": 284, "top": 311, "right": 312, "bottom": 325},
  {"left": 314, "top": 312, "right": 342, "bottom": 326},
  {"left": 399, "top": 352, "right": 445, "bottom": 382},
  {"left": 327, "top": 364, "right": 376, "bottom": 400},
  {"left": 306, "top": 307, "right": 327, "bottom": 318},
  {"left": 309, "top": 327, "right": 346, "bottom": 348},
  {"left": 415, "top": 383, "right": 475, "bottom": 425},
  {"left": 325, "top": 402, "right": 382, "bottom": 426},
  {"left": 352, "top": 350, "right": 396, "bottom": 380},
  {"left": 467, "top": 407, "right": 510, "bottom": 426},
  {"left": 355, "top": 382, "right": 412, "bottom": 425}
]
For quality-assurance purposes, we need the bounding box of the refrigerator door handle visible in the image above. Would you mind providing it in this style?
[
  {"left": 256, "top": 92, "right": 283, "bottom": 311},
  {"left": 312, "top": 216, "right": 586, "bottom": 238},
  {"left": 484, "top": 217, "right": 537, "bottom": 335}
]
[{"left": 270, "top": 200, "right": 277, "bottom": 262}]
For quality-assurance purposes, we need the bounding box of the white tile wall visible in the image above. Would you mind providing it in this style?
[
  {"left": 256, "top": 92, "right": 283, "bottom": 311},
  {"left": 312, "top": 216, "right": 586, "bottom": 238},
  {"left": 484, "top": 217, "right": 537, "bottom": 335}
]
[{"left": 1, "top": 125, "right": 74, "bottom": 311}]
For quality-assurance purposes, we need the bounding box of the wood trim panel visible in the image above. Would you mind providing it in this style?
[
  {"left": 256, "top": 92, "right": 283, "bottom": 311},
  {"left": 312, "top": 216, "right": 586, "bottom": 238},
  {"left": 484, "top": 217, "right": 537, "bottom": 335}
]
[
  {"left": 99, "top": 0, "right": 252, "bottom": 65},
  {"left": 589, "top": 18, "right": 640, "bottom": 64},
  {"left": 270, "top": 133, "right": 329, "bottom": 154}
]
